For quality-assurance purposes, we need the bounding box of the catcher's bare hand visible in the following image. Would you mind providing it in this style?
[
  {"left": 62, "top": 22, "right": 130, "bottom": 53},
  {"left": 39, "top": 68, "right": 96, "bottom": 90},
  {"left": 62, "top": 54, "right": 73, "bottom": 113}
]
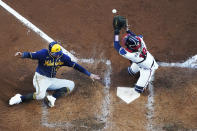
[
  {"left": 15, "top": 52, "right": 23, "bottom": 58},
  {"left": 90, "top": 74, "right": 100, "bottom": 81}
]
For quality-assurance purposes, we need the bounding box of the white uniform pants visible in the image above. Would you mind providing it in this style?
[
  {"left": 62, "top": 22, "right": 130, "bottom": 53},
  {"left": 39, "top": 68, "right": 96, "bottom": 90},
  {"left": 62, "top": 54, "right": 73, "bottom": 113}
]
[
  {"left": 33, "top": 72, "right": 75, "bottom": 100},
  {"left": 129, "top": 61, "right": 158, "bottom": 88}
]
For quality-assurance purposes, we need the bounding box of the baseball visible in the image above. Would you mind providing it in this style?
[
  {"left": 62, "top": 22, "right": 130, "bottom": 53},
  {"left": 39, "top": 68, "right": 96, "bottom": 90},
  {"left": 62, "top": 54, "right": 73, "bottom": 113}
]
[{"left": 112, "top": 9, "right": 117, "bottom": 14}]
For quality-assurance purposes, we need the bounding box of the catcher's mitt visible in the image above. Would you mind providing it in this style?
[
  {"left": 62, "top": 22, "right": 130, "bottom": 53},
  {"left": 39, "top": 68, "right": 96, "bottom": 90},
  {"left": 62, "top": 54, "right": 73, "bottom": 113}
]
[{"left": 113, "top": 15, "right": 127, "bottom": 31}]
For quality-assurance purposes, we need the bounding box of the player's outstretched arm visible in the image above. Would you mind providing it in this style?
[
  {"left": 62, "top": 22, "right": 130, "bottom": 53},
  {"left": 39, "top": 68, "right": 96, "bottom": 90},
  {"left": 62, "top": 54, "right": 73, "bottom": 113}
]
[
  {"left": 113, "top": 15, "right": 127, "bottom": 52},
  {"left": 15, "top": 49, "right": 47, "bottom": 59},
  {"left": 15, "top": 51, "right": 32, "bottom": 58},
  {"left": 72, "top": 62, "right": 100, "bottom": 81},
  {"left": 64, "top": 55, "right": 100, "bottom": 81}
]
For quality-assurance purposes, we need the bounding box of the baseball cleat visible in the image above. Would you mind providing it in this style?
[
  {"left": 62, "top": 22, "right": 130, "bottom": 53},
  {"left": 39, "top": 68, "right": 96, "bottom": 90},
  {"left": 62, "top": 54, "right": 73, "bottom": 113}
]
[
  {"left": 46, "top": 95, "right": 56, "bottom": 107},
  {"left": 9, "top": 94, "right": 22, "bottom": 105}
]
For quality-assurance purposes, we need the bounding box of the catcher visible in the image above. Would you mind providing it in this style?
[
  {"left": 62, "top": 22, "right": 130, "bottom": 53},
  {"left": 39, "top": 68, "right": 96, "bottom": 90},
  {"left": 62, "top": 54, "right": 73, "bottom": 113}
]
[
  {"left": 9, "top": 41, "right": 100, "bottom": 107},
  {"left": 113, "top": 16, "right": 158, "bottom": 93}
]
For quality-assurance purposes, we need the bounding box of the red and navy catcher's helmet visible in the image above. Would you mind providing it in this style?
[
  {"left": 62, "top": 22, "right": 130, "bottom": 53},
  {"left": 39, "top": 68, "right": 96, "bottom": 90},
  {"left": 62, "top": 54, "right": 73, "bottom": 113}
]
[{"left": 122, "top": 34, "right": 141, "bottom": 51}]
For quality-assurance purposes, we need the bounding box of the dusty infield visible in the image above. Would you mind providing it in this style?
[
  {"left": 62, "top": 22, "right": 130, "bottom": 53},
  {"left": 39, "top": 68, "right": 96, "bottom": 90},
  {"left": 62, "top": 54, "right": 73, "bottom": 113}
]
[{"left": 0, "top": 0, "right": 197, "bottom": 131}]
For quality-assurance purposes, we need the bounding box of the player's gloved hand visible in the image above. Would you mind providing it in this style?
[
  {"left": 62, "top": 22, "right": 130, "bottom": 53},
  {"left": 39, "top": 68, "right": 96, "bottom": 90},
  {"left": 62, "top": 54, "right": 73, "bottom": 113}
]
[
  {"left": 90, "top": 74, "right": 100, "bottom": 81},
  {"left": 113, "top": 15, "right": 127, "bottom": 35},
  {"left": 15, "top": 52, "right": 23, "bottom": 58}
]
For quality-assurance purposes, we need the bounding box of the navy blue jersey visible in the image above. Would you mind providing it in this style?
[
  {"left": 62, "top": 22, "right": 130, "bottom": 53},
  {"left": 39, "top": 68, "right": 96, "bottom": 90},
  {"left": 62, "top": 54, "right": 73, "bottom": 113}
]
[{"left": 22, "top": 49, "right": 91, "bottom": 78}]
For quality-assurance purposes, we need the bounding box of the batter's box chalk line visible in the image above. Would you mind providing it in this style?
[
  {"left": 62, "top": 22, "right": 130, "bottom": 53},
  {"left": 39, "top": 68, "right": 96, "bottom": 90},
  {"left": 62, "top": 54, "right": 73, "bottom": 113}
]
[
  {"left": 1, "top": 1, "right": 197, "bottom": 130},
  {"left": 146, "top": 55, "right": 197, "bottom": 131},
  {"left": 159, "top": 54, "right": 197, "bottom": 69},
  {"left": 41, "top": 59, "right": 112, "bottom": 130}
]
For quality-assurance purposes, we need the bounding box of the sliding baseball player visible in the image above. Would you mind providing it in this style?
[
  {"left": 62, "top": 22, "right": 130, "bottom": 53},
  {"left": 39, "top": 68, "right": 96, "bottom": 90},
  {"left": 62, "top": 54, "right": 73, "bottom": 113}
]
[{"left": 9, "top": 42, "right": 100, "bottom": 107}]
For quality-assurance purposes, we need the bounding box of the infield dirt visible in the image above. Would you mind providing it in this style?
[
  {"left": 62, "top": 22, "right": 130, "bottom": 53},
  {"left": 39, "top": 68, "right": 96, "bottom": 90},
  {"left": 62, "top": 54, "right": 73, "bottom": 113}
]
[{"left": 0, "top": 0, "right": 197, "bottom": 130}]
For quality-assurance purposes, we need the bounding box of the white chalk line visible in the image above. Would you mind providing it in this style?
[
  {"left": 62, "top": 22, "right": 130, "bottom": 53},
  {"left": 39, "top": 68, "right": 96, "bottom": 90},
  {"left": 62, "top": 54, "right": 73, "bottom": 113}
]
[
  {"left": 146, "top": 55, "right": 197, "bottom": 131},
  {"left": 41, "top": 102, "right": 72, "bottom": 128},
  {"left": 158, "top": 54, "right": 197, "bottom": 69},
  {"left": 98, "top": 60, "right": 112, "bottom": 130},
  {"left": 146, "top": 73, "right": 155, "bottom": 131}
]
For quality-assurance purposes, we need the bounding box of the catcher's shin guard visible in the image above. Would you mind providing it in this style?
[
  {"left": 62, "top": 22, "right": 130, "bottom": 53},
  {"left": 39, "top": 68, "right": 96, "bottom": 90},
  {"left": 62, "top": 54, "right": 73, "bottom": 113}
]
[
  {"left": 52, "top": 87, "right": 70, "bottom": 99},
  {"left": 134, "top": 85, "right": 145, "bottom": 93}
]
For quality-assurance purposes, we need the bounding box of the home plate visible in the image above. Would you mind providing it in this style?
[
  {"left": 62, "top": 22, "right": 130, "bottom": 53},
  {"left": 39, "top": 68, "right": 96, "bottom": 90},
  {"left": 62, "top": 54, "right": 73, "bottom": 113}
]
[{"left": 117, "top": 87, "right": 140, "bottom": 104}]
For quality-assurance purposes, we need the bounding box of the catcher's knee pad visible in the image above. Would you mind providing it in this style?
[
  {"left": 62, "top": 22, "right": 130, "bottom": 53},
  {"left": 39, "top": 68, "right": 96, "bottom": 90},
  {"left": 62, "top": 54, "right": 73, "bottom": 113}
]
[
  {"left": 128, "top": 67, "right": 135, "bottom": 76},
  {"left": 134, "top": 85, "right": 145, "bottom": 93},
  {"left": 52, "top": 87, "right": 70, "bottom": 99}
]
